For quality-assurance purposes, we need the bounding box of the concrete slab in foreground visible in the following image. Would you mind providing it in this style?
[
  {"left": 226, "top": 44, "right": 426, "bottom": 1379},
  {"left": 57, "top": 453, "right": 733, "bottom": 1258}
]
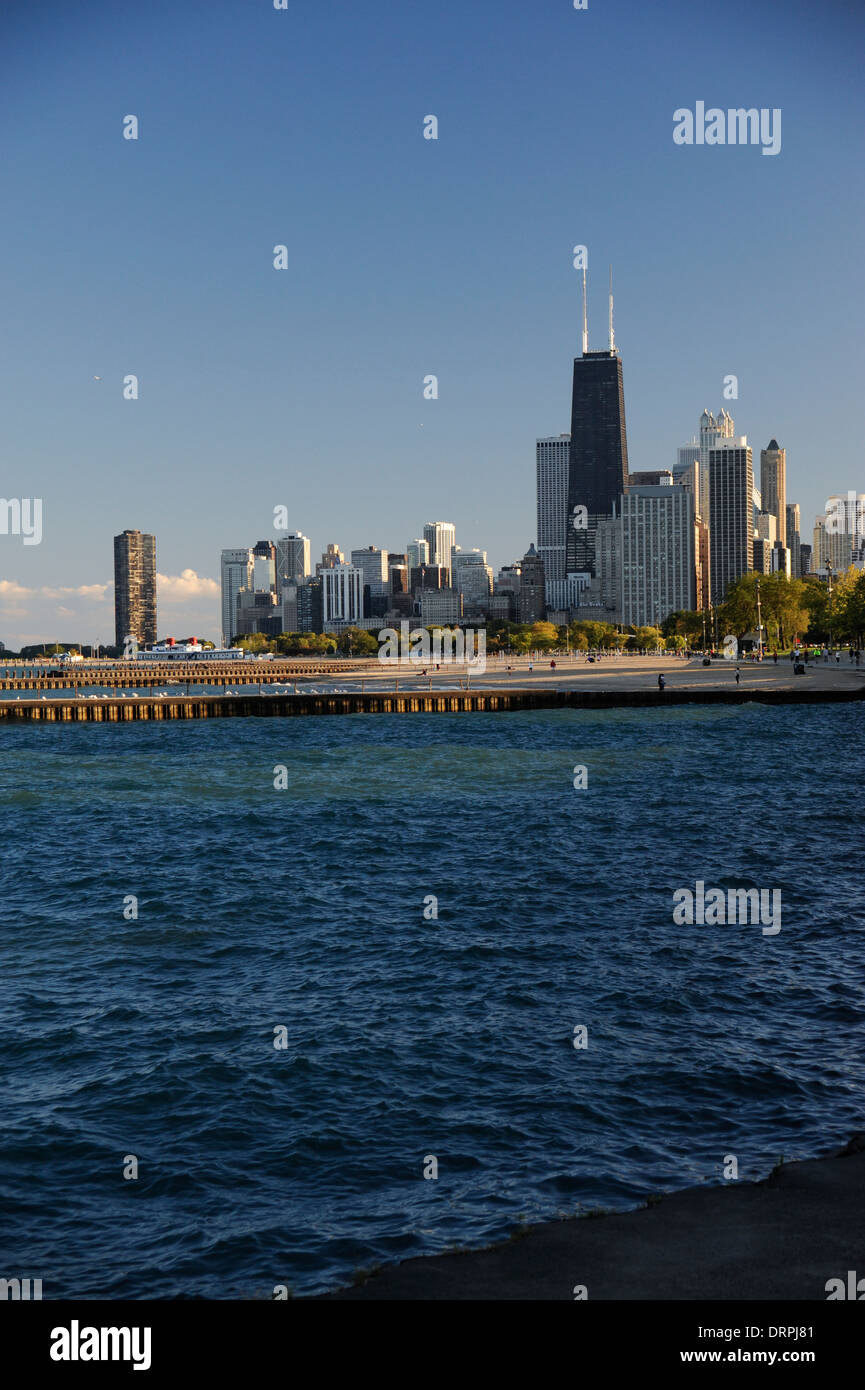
[{"left": 317, "top": 1136, "right": 865, "bottom": 1300}]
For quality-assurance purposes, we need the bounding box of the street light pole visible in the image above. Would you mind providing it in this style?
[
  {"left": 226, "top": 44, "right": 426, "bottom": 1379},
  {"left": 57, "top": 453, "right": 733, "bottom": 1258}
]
[{"left": 756, "top": 577, "right": 763, "bottom": 660}]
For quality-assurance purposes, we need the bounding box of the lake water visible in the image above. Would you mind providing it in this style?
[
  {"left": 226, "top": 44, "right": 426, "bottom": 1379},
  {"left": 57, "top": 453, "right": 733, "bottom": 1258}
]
[{"left": 1, "top": 704, "right": 862, "bottom": 1297}]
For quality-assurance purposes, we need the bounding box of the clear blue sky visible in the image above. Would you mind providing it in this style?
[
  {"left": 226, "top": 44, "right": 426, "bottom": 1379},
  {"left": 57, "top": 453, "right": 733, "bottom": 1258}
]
[{"left": 1, "top": 0, "right": 863, "bottom": 644}]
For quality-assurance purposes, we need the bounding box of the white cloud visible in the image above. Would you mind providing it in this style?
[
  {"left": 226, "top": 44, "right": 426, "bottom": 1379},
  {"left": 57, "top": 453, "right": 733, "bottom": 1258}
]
[
  {"left": 0, "top": 570, "right": 220, "bottom": 648},
  {"left": 0, "top": 579, "right": 31, "bottom": 600},
  {"left": 157, "top": 570, "right": 219, "bottom": 602}
]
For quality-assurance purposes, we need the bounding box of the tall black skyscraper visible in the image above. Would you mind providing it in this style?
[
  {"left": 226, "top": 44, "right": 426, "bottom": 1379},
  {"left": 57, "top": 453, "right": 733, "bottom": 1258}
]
[
  {"left": 566, "top": 350, "right": 629, "bottom": 575},
  {"left": 565, "top": 275, "right": 629, "bottom": 576}
]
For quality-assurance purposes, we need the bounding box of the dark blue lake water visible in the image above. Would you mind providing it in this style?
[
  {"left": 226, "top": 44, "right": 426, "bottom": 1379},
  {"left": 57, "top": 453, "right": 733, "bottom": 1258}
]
[{"left": 1, "top": 704, "right": 863, "bottom": 1298}]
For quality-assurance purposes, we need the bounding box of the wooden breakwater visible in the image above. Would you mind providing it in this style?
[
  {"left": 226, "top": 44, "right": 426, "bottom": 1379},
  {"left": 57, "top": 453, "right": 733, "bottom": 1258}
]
[
  {"left": 0, "top": 661, "right": 363, "bottom": 692},
  {"left": 0, "top": 685, "right": 862, "bottom": 723}
]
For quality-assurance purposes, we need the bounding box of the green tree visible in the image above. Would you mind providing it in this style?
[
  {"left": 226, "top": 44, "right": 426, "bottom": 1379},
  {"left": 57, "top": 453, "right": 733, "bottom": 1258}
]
[
  {"left": 718, "top": 572, "right": 813, "bottom": 650},
  {"left": 831, "top": 567, "right": 865, "bottom": 644},
  {"left": 661, "top": 610, "right": 704, "bottom": 645},
  {"left": 529, "top": 621, "right": 559, "bottom": 651},
  {"left": 336, "top": 627, "right": 379, "bottom": 656},
  {"left": 630, "top": 625, "right": 663, "bottom": 650},
  {"left": 236, "top": 632, "right": 273, "bottom": 654},
  {"left": 506, "top": 625, "right": 532, "bottom": 654}
]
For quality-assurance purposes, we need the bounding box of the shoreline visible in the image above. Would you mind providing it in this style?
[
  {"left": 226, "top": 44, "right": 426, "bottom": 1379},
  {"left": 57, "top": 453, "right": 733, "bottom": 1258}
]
[{"left": 314, "top": 1134, "right": 865, "bottom": 1300}]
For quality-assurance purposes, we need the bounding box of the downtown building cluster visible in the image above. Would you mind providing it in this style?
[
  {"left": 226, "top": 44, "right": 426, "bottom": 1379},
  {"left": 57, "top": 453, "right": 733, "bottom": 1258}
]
[
  {"left": 112, "top": 288, "right": 864, "bottom": 650},
  {"left": 217, "top": 525, "right": 507, "bottom": 648},
  {"left": 532, "top": 278, "right": 865, "bottom": 630}
]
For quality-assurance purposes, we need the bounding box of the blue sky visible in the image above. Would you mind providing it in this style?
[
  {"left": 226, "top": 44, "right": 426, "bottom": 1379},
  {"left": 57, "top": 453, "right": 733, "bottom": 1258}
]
[{"left": 1, "top": 0, "right": 863, "bottom": 644}]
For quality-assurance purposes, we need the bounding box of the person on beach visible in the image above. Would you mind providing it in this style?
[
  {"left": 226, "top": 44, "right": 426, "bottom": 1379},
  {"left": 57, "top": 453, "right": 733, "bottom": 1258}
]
[
  {"left": 657, "top": 673, "right": 665, "bottom": 691},
  {"left": 735, "top": 668, "right": 741, "bottom": 685}
]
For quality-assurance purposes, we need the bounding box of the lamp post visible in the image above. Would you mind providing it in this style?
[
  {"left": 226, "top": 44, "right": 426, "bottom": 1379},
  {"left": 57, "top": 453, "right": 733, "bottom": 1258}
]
[{"left": 756, "top": 577, "right": 763, "bottom": 660}]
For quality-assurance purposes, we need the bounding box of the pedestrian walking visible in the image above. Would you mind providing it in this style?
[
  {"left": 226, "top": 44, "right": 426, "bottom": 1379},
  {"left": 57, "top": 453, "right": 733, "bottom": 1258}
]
[{"left": 735, "top": 668, "right": 741, "bottom": 685}]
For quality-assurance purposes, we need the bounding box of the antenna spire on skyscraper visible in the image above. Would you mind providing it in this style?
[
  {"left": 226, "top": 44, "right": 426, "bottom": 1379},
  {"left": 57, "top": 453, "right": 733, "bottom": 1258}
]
[
  {"left": 609, "top": 265, "right": 615, "bottom": 353},
  {"left": 581, "top": 267, "right": 588, "bottom": 355}
]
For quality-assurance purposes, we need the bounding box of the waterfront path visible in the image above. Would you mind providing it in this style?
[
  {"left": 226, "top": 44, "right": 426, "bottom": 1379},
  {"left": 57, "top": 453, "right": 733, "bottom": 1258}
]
[{"left": 0, "top": 657, "right": 861, "bottom": 720}]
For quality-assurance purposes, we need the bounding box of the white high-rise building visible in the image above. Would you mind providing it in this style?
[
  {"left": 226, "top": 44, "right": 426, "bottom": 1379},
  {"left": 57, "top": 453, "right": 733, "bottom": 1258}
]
[
  {"left": 276, "top": 533, "right": 311, "bottom": 593},
  {"left": 406, "top": 538, "right": 430, "bottom": 571},
  {"left": 422, "top": 522, "right": 456, "bottom": 581},
  {"left": 620, "top": 486, "right": 697, "bottom": 627},
  {"left": 321, "top": 565, "right": 363, "bottom": 628},
  {"left": 536, "top": 434, "right": 570, "bottom": 583},
  {"left": 814, "top": 493, "right": 865, "bottom": 570},
  {"left": 220, "top": 548, "right": 254, "bottom": 646}
]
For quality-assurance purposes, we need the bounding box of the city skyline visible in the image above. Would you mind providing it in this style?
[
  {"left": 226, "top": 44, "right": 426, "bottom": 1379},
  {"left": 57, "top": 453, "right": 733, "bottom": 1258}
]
[
  {"left": 1, "top": 408, "right": 857, "bottom": 650},
  {"left": 1, "top": 0, "right": 863, "bottom": 646}
]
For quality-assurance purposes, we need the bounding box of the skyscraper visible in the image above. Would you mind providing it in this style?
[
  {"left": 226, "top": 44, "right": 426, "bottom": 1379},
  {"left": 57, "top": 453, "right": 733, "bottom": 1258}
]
[
  {"left": 676, "top": 439, "right": 701, "bottom": 478},
  {"left": 451, "top": 548, "right": 493, "bottom": 610},
  {"left": 698, "top": 408, "right": 735, "bottom": 530},
  {"left": 708, "top": 439, "right": 754, "bottom": 602},
  {"left": 350, "top": 546, "right": 389, "bottom": 596},
  {"left": 813, "top": 496, "right": 865, "bottom": 571},
  {"left": 317, "top": 543, "right": 345, "bottom": 571},
  {"left": 786, "top": 503, "right": 801, "bottom": 577},
  {"left": 620, "top": 486, "right": 698, "bottom": 628},
  {"left": 275, "top": 533, "right": 311, "bottom": 593},
  {"left": 565, "top": 275, "right": 629, "bottom": 577},
  {"left": 252, "top": 540, "right": 277, "bottom": 592},
  {"left": 406, "top": 538, "right": 430, "bottom": 572},
  {"left": 321, "top": 565, "right": 363, "bottom": 627},
  {"left": 518, "top": 544, "right": 546, "bottom": 622},
  {"left": 536, "top": 434, "right": 570, "bottom": 583},
  {"left": 220, "top": 547, "right": 254, "bottom": 646},
  {"left": 760, "top": 439, "right": 787, "bottom": 546},
  {"left": 114, "top": 529, "right": 156, "bottom": 649},
  {"left": 422, "top": 522, "right": 456, "bottom": 581}
]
